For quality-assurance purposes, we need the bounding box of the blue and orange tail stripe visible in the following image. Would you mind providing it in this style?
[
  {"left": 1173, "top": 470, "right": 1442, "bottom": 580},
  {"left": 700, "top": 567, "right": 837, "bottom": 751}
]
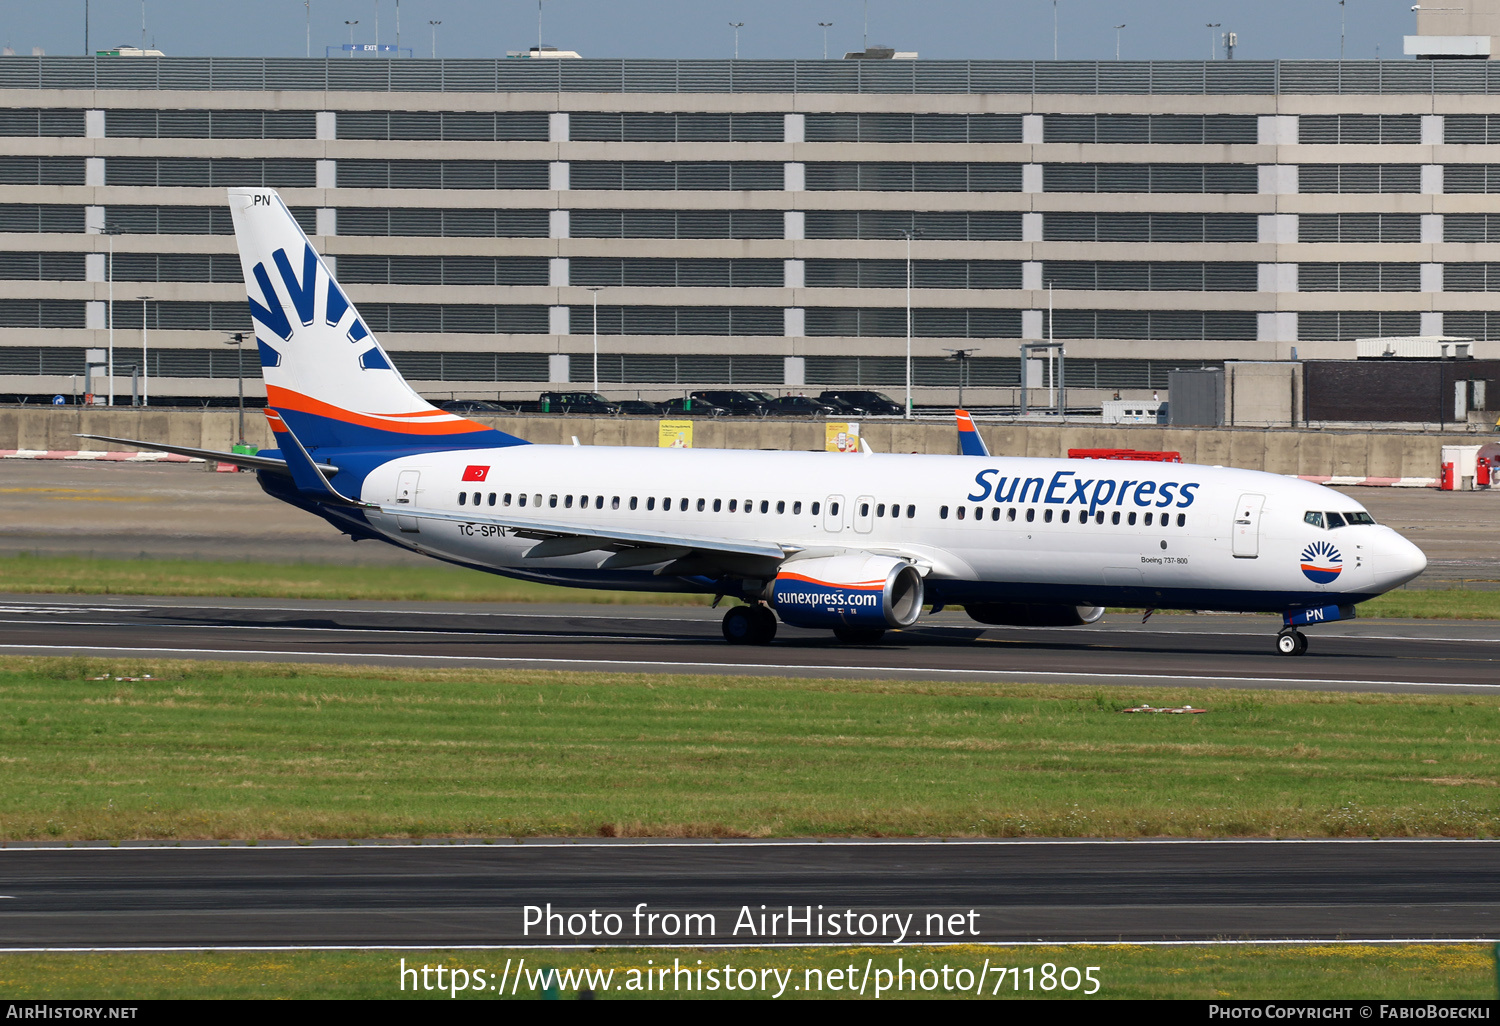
[
  {"left": 956, "top": 409, "right": 990, "bottom": 458},
  {"left": 265, "top": 385, "right": 523, "bottom": 452}
]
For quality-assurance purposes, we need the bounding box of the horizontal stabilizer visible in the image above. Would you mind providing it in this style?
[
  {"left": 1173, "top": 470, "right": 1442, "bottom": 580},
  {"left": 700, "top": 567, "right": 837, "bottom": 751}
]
[{"left": 75, "top": 433, "right": 305, "bottom": 474}]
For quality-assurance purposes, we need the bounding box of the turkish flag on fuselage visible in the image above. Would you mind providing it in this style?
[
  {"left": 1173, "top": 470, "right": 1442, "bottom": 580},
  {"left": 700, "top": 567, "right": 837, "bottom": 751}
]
[{"left": 462, "top": 465, "right": 490, "bottom": 482}]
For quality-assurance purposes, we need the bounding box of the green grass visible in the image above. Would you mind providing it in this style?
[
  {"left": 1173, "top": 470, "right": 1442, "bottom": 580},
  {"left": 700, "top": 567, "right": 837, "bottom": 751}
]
[
  {"left": 0, "top": 944, "right": 1490, "bottom": 999},
  {"left": 1355, "top": 588, "right": 1500, "bottom": 620},
  {"left": 2, "top": 657, "right": 1498, "bottom": 841},
  {"left": 0, "top": 552, "right": 709, "bottom": 605}
]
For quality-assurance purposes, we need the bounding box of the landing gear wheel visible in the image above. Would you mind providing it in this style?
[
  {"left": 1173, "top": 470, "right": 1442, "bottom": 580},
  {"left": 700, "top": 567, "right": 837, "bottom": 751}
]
[
  {"left": 1275, "top": 630, "right": 1308, "bottom": 657},
  {"left": 833, "top": 627, "right": 886, "bottom": 644},
  {"left": 722, "top": 605, "right": 777, "bottom": 645},
  {"left": 750, "top": 605, "right": 778, "bottom": 644},
  {"left": 722, "top": 606, "right": 755, "bottom": 645}
]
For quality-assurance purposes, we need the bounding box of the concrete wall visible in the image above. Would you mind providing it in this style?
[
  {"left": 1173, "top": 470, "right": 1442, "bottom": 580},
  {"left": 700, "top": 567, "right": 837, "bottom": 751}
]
[{"left": 0, "top": 408, "right": 1468, "bottom": 480}]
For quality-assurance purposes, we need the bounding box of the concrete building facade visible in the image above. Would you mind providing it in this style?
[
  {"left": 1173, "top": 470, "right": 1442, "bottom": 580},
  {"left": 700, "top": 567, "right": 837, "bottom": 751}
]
[{"left": 3, "top": 56, "right": 1500, "bottom": 406}]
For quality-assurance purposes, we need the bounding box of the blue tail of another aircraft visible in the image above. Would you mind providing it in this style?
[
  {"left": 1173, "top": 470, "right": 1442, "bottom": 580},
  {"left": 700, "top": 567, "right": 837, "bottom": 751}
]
[{"left": 955, "top": 409, "right": 990, "bottom": 457}]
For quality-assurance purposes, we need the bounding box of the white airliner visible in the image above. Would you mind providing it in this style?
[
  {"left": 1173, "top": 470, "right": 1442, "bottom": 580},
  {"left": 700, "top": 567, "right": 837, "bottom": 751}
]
[{"left": 87, "top": 189, "right": 1427, "bottom": 656}]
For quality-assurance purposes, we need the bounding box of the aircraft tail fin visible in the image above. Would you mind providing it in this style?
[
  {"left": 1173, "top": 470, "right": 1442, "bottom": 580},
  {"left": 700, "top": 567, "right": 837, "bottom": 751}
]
[
  {"left": 227, "top": 188, "right": 527, "bottom": 453},
  {"left": 955, "top": 409, "right": 990, "bottom": 457}
]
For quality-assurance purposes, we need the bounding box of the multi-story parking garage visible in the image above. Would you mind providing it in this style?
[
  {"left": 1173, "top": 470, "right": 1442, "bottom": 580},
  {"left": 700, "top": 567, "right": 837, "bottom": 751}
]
[{"left": 3, "top": 52, "right": 1500, "bottom": 408}]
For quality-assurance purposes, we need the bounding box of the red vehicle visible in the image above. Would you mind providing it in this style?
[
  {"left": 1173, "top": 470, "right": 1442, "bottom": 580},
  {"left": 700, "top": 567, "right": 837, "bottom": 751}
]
[{"left": 1068, "top": 448, "right": 1183, "bottom": 463}]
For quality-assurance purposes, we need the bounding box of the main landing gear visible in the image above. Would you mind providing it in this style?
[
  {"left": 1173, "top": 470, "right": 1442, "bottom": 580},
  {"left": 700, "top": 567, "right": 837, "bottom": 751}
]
[
  {"left": 722, "top": 604, "right": 778, "bottom": 645},
  {"left": 1275, "top": 629, "right": 1308, "bottom": 657}
]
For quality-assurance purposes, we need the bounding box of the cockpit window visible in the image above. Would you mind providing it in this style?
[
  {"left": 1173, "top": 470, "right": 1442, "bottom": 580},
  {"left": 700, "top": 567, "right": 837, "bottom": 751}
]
[
  {"left": 1304, "top": 511, "right": 1324, "bottom": 528},
  {"left": 1325, "top": 511, "right": 1347, "bottom": 529},
  {"left": 1344, "top": 511, "right": 1376, "bottom": 525}
]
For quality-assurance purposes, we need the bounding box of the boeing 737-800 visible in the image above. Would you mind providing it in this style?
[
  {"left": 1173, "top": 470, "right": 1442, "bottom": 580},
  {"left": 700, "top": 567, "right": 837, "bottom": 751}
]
[{"left": 86, "top": 189, "right": 1427, "bottom": 656}]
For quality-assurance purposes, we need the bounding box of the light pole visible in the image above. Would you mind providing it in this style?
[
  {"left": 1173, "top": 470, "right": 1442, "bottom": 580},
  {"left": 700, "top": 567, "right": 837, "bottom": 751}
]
[
  {"left": 138, "top": 296, "right": 150, "bottom": 407},
  {"left": 304, "top": 1, "right": 310, "bottom": 58},
  {"left": 944, "top": 348, "right": 977, "bottom": 409},
  {"left": 428, "top": 19, "right": 440, "bottom": 58},
  {"left": 1052, "top": 0, "right": 1058, "bottom": 59},
  {"left": 730, "top": 22, "right": 743, "bottom": 59},
  {"left": 374, "top": 0, "right": 379, "bottom": 45},
  {"left": 898, "top": 227, "right": 920, "bottom": 419},
  {"left": 1114, "top": 23, "right": 1125, "bottom": 60},
  {"left": 586, "top": 286, "right": 604, "bottom": 394},
  {"left": 863, "top": 0, "right": 868, "bottom": 52},
  {"left": 538, "top": 0, "right": 549, "bottom": 52},
  {"left": 818, "top": 21, "right": 832, "bottom": 59},
  {"left": 225, "top": 332, "right": 247, "bottom": 444},
  {"left": 1206, "top": 23, "right": 1221, "bottom": 59},
  {"left": 1339, "top": 0, "right": 1346, "bottom": 59},
  {"left": 100, "top": 224, "right": 121, "bottom": 407},
  {"left": 345, "top": 20, "right": 358, "bottom": 54}
]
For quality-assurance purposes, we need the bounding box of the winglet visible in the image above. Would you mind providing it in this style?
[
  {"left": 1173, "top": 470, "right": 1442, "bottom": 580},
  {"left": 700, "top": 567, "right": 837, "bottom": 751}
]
[
  {"left": 955, "top": 409, "right": 990, "bottom": 457},
  {"left": 275, "top": 414, "right": 369, "bottom": 507}
]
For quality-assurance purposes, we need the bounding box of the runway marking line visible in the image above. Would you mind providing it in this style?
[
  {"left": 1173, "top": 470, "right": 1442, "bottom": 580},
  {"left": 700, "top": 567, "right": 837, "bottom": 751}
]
[
  {"left": 1, "top": 838, "right": 1497, "bottom": 852},
  {"left": 0, "top": 642, "right": 1491, "bottom": 691}
]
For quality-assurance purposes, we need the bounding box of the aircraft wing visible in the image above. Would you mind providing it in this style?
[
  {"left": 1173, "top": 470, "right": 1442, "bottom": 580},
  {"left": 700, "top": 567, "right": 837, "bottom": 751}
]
[
  {"left": 373, "top": 503, "right": 791, "bottom": 563},
  {"left": 74, "top": 433, "right": 306, "bottom": 474}
]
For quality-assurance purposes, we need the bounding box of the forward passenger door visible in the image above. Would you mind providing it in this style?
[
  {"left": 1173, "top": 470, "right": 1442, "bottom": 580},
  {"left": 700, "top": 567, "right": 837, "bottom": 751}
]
[{"left": 1232, "top": 492, "right": 1264, "bottom": 558}]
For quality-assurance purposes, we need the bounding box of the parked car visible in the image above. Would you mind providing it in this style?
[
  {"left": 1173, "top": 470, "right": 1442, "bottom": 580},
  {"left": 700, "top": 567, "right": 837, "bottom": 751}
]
[
  {"left": 657, "top": 396, "right": 730, "bottom": 417},
  {"left": 532, "top": 391, "right": 621, "bottom": 415},
  {"left": 615, "top": 399, "right": 661, "bottom": 416},
  {"left": 763, "top": 395, "right": 842, "bottom": 417},
  {"left": 437, "top": 399, "right": 507, "bottom": 415},
  {"left": 818, "top": 390, "right": 904, "bottom": 416},
  {"left": 690, "top": 390, "right": 774, "bottom": 416}
]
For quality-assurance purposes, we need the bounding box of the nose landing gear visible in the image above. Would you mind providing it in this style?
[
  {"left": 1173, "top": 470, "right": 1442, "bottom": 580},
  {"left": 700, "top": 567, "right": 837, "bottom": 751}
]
[
  {"left": 1275, "top": 629, "right": 1308, "bottom": 657},
  {"left": 722, "top": 603, "right": 778, "bottom": 645}
]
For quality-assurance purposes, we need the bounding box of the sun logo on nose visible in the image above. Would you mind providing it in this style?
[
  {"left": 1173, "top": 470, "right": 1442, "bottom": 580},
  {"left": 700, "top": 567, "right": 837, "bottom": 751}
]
[{"left": 1300, "top": 540, "right": 1343, "bottom": 584}]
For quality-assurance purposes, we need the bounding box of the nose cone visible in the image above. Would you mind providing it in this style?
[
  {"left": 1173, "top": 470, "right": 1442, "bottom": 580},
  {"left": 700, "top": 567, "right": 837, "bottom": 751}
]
[{"left": 1373, "top": 529, "right": 1427, "bottom": 592}]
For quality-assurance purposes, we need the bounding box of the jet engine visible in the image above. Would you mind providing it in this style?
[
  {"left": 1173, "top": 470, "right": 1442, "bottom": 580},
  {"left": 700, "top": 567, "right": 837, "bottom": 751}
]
[
  {"left": 964, "top": 603, "right": 1106, "bottom": 627},
  {"left": 771, "top": 553, "right": 925, "bottom": 630}
]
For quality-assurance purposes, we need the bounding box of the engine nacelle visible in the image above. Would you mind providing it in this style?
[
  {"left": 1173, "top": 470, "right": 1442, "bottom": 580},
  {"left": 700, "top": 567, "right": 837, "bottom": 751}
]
[
  {"left": 965, "top": 603, "right": 1105, "bottom": 628},
  {"left": 772, "top": 553, "right": 925, "bottom": 630}
]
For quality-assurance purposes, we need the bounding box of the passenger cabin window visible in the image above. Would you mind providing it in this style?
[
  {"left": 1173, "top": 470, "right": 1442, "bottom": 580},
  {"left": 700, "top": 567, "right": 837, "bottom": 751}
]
[
  {"left": 940, "top": 505, "right": 949, "bottom": 519},
  {"left": 1177, "top": 513, "right": 1186, "bottom": 527},
  {"left": 830, "top": 502, "right": 840, "bottom": 516},
  {"left": 1007, "top": 508, "right": 1016, "bottom": 521},
  {"left": 504, "top": 493, "right": 513, "bottom": 506},
  {"left": 1325, "top": 511, "right": 1347, "bottom": 528},
  {"left": 629, "top": 497, "right": 638, "bottom": 510},
  {"left": 612, "top": 496, "right": 620, "bottom": 509},
  {"left": 533, "top": 493, "right": 541, "bottom": 507},
  {"left": 564, "top": 495, "right": 573, "bottom": 508},
  {"left": 957, "top": 506, "right": 966, "bottom": 520},
  {"left": 697, "top": 498, "right": 706, "bottom": 511},
  {"left": 760, "top": 500, "right": 769, "bottom": 513},
  {"left": 876, "top": 504, "right": 886, "bottom": 517},
  {"left": 458, "top": 492, "right": 466, "bottom": 506},
  {"left": 793, "top": 501, "right": 802, "bottom": 515},
  {"left": 1127, "top": 511, "right": 1136, "bottom": 525},
  {"left": 680, "top": 498, "right": 689, "bottom": 511},
  {"left": 647, "top": 497, "right": 656, "bottom": 511},
  {"left": 777, "top": 501, "right": 786, "bottom": 514},
  {"left": 1043, "top": 509, "right": 1053, "bottom": 523},
  {"left": 1060, "top": 509, "right": 1069, "bottom": 523},
  {"left": 713, "top": 498, "right": 722, "bottom": 512},
  {"left": 906, "top": 505, "right": 915, "bottom": 518},
  {"left": 811, "top": 502, "right": 819, "bottom": 515},
  {"left": 1111, "top": 512, "right": 1120, "bottom": 525},
  {"left": 729, "top": 499, "right": 738, "bottom": 512},
  {"left": 1025, "top": 508, "right": 1035, "bottom": 522}
]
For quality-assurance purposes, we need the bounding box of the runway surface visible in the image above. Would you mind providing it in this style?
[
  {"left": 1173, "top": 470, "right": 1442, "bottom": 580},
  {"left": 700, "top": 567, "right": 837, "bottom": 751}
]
[
  {"left": 0, "top": 840, "right": 1495, "bottom": 948},
  {"left": 0, "top": 594, "right": 1497, "bottom": 693}
]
